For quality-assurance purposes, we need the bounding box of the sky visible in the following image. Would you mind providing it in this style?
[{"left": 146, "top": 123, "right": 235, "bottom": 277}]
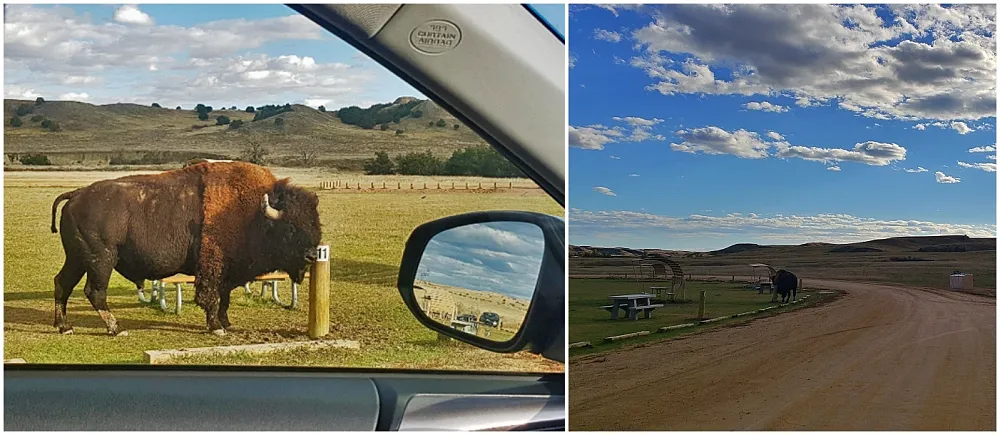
[
  {"left": 568, "top": 4, "right": 997, "bottom": 251},
  {"left": 4, "top": 4, "right": 564, "bottom": 110},
  {"left": 416, "top": 221, "right": 545, "bottom": 301}
]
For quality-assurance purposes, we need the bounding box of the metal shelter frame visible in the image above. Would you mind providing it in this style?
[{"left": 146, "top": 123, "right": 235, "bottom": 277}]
[
  {"left": 748, "top": 263, "right": 777, "bottom": 294},
  {"left": 631, "top": 255, "right": 686, "bottom": 300}
]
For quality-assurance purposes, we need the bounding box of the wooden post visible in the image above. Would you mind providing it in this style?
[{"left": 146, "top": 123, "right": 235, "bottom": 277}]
[
  {"left": 494, "top": 182, "right": 497, "bottom": 189},
  {"left": 383, "top": 182, "right": 386, "bottom": 189},
  {"left": 465, "top": 182, "right": 469, "bottom": 189},
  {"left": 423, "top": 183, "right": 427, "bottom": 190},
  {"left": 698, "top": 291, "right": 706, "bottom": 320},
  {"left": 478, "top": 182, "right": 482, "bottom": 189},
  {"left": 437, "top": 182, "right": 440, "bottom": 189},
  {"left": 308, "top": 245, "right": 331, "bottom": 339},
  {"left": 397, "top": 182, "right": 401, "bottom": 189},
  {"left": 509, "top": 182, "right": 512, "bottom": 189},
  {"left": 799, "top": 278, "right": 803, "bottom": 291},
  {"left": 370, "top": 182, "right": 374, "bottom": 189},
  {"left": 410, "top": 183, "right": 413, "bottom": 189}
]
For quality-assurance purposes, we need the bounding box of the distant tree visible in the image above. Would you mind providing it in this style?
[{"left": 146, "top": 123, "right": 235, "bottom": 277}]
[
  {"left": 229, "top": 119, "right": 245, "bottom": 129},
  {"left": 195, "top": 103, "right": 206, "bottom": 112},
  {"left": 363, "top": 151, "right": 395, "bottom": 175},
  {"left": 151, "top": 103, "right": 161, "bottom": 108},
  {"left": 453, "top": 124, "right": 460, "bottom": 130},
  {"left": 231, "top": 106, "right": 238, "bottom": 110},
  {"left": 357, "top": 117, "right": 375, "bottom": 129},
  {"left": 205, "top": 106, "right": 213, "bottom": 113},
  {"left": 292, "top": 142, "right": 321, "bottom": 166},
  {"left": 318, "top": 105, "right": 326, "bottom": 112},
  {"left": 239, "top": 132, "right": 270, "bottom": 165},
  {"left": 15, "top": 105, "right": 32, "bottom": 117},
  {"left": 445, "top": 146, "right": 523, "bottom": 177},
  {"left": 380, "top": 123, "right": 389, "bottom": 131},
  {"left": 274, "top": 118, "right": 284, "bottom": 127},
  {"left": 411, "top": 110, "right": 423, "bottom": 118},
  {"left": 40, "top": 119, "right": 52, "bottom": 129},
  {"left": 9, "top": 116, "right": 22, "bottom": 127},
  {"left": 198, "top": 111, "right": 209, "bottom": 121},
  {"left": 19, "top": 153, "right": 51, "bottom": 165},
  {"left": 435, "top": 119, "right": 447, "bottom": 128},
  {"left": 395, "top": 129, "right": 404, "bottom": 135},
  {"left": 215, "top": 115, "right": 231, "bottom": 126},
  {"left": 176, "top": 106, "right": 182, "bottom": 110},
  {"left": 428, "top": 121, "right": 435, "bottom": 127},
  {"left": 394, "top": 150, "right": 444, "bottom": 175},
  {"left": 35, "top": 97, "right": 44, "bottom": 105},
  {"left": 30, "top": 115, "right": 44, "bottom": 122},
  {"left": 47, "top": 120, "right": 61, "bottom": 132},
  {"left": 246, "top": 106, "right": 255, "bottom": 113}
]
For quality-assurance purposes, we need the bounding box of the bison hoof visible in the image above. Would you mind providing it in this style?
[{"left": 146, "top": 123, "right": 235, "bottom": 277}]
[
  {"left": 113, "top": 330, "right": 129, "bottom": 337},
  {"left": 210, "top": 329, "right": 226, "bottom": 336},
  {"left": 59, "top": 327, "right": 74, "bottom": 335}
]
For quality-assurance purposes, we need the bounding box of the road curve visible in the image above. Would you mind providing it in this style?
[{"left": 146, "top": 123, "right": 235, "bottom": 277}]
[{"left": 569, "top": 280, "right": 996, "bottom": 430}]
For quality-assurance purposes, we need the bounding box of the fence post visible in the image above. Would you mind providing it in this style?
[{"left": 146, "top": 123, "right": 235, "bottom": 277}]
[
  {"left": 398, "top": 182, "right": 401, "bottom": 189},
  {"left": 410, "top": 183, "right": 413, "bottom": 189},
  {"left": 437, "top": 183, "right": 440, "bottom": 189},
  {"left": 308, "top": 245, "right": 331, "bottom": 339},
  {"left": 370, "top": 182, "right": 374, "bottom": 189},
  {"left": 698, "top": 291, "right": 706, "bottom": 320},
  {"left": 478, "top": 182, "right": 482, "bottom": 189},
  {"left": 465, "top": 182, "right": 469, "bottom": 189},
  {"left": 383, "top": 182, "right": 386, "bottom": 189},
  {"left": 423, "top": 183, "right": 427, "bottom": 190},
  {"left": 799, "top": 278, "right": 803, "bottom": 291},
  {"left": 494, "top": 182, "right": 497, "bottom": 189},
  {"left": 509, "top": 182, "right": 512, "bottom": 189}
]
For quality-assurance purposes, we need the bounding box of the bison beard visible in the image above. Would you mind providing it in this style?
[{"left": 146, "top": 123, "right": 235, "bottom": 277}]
[
  {"left": 771, "top": 269, "right": 798, "bottom": 304},
  {"left": 50, "top": 162, "right": 321, "bottom": 336}
]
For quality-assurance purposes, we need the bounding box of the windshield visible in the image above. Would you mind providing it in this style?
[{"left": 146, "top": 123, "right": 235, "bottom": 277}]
[
  {"left": 4, "top": 4, "right": 563, "bottom": 373},
  {"left": 526, "top": 4, "right": 565, "bottom": 40}
]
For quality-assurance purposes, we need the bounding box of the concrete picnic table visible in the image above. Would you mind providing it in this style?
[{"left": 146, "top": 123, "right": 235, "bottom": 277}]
[{"left": 601, "top": 293, "right": 663, "bottom": 320}]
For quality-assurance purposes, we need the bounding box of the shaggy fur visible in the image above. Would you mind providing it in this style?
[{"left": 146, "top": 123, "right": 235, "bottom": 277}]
[
  {"left": 50, "top": 162, "right": 321, "bottom": 335},
  {"left": 771, "top": 269, "right": 798, "bottom": 304}
]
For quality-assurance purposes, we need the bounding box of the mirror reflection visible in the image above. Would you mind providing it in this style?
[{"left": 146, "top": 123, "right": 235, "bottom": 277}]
[{"left": 414, "top": 221, "right": 545, "bottom": 343}]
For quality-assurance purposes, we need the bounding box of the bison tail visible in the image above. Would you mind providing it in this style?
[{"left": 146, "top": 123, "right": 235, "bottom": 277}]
[{"left": 50, "top": 189, "right": 79, "bottom": 234}]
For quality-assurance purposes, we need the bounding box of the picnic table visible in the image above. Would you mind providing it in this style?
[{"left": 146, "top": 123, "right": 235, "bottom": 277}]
[
  {"left": 600, "top": 293, "right": 664, "bottom": 320},
  {"left": 648, "top": 286, "right": 676, "bottom": 301},
  {"left": 139, "top": 271, "right": 310, "bottom": 313}
]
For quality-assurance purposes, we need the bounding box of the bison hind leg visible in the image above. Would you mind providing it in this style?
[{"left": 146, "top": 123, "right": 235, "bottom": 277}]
[{"left": 53, "top": 260, "right": 85, "bottom": 334}]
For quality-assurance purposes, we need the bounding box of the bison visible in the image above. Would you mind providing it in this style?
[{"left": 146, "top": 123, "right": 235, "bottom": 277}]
[
  {"left": 50, "top": 162, "right": 321, "bottom": 336},
  {"left": 771, "top": 269, "right": 798, "bottom": 304}
]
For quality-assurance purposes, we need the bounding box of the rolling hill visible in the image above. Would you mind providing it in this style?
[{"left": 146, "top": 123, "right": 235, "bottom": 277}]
[{"left": 3, "top": 97, "right": 488, "bottom": 168}]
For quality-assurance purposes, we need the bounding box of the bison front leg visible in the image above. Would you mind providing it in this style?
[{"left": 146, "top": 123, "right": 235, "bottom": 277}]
[
  {"left": 194, "top": 279, "right": 225, "bottom": 336},
  {"left": 218, "top": 287, "right": 235, "bottom": 330},
  {"left": 82, "top": 264, "right": 127, "bottom": 337}
]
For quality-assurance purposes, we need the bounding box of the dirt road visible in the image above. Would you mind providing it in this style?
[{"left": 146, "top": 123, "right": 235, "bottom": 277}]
[{"left": 569, "top": 280, "right": 996, "bottom": 430}]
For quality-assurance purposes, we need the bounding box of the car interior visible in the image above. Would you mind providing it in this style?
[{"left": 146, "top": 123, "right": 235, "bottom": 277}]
[{"left": 4, "top": 4, "right": 566, "bottom": 431}]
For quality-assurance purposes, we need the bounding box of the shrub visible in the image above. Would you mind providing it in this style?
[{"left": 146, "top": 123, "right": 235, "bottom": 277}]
[
  {"left": 318, "top": 106, "right": 326, "bottom": 112},
  {"left": 9, "top": 116, "right": 22, "bottom": 127},
  {"left": 151, "top": 103, "right": 161, "bottom": 108},
  {"left": 198, "top": 111, "right": 209, "bottom": 121},
  {"left": 252, "top": 104, "right": 293, "bottom": 122},
  {"left": 363, "top": 151, "right": 395, "bottom": 175},
  {"left": 40, "top": 119, "right": 52, "bottom": 128},
  {"left": 444, "top": 146, "right": 523, "bottom": 177},
  {"left": 428, "top": 121, "right": 435, "bottom": 127},
  {"left": 411, "top": 110, "right": 423, "bottom": 118},
  {"left": 229, "top": 119, "right": 244, "bottom": 129},
  {"left": 454, "top": 124, "right": 460, "bottom": 130},
  {"left": 380, "top": 123, "right": 389, "bottom": 131},
  {"left": 395, "top": 129, "right": 404, "bottom": 135},
  {"left": 35, "top": 97, "right": 44, "bottom": 105},
  {"left": 436, "top": 119, "right": 447, "bottom": 127},
  {"left": 216, "top": 115, "right": 231, "bottom": 126},
  {"left": 246, "top": 106, "right": 255, "bottom": 113},
  {"left": 240, "top": 133, "right": 270, "bottom": 165},
  {"left": 46, "top": 121, "right": 61, "bottom": 132},
  {"left": 19, "top": 153, "right": 51, "bottom": 165},
  {"left": 176, "top": 106, "right": 182, "bottom": 110},
  {"left": 336, "top": 100, "right": 421, "bottom": 127},
  {"left": 231, "top": 106, "right": 238, "bottom": 110},
  {"left": 15, "top": 105, "right": 32, "bottom": 116},
  {"left": 30, "top": 115, "right": 44, "bottom": 122},
  {"left": 274, "top": 118, "right": 284, "bottom": 127},
  {"left": 394, "top": 150, "right": 444, "bottom": 175}
]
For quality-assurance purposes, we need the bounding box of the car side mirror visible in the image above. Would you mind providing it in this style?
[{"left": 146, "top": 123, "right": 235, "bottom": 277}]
[{"left": 397, "top": 211, "right": 565, "bottom": 362}]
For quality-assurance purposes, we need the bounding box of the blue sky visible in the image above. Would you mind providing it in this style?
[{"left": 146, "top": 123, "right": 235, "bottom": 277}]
[
  {"left": 568, "top": 4, "right": 997, "bottom": 251},
  {"left": 4, "top": 4, "right": 564, "bottom": 110},
  {"left": 416, "top": 222, "right": 544, "bottom": 301}
]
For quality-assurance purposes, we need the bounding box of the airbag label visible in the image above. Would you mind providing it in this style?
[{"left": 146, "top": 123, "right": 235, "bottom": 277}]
[{"left": 410, "top": 20, "right": 461, "bottom": 54}]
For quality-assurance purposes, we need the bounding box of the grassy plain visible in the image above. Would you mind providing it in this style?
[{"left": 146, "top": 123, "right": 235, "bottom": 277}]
[{"left": 3, "top": 170, "right": 562, "bottom": 372}]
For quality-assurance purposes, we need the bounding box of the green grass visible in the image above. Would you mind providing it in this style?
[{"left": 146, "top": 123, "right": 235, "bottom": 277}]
[
  {"left": 4, "top": 175, "right": 563, "bottom": 373},
  {"left": 568, "top": 278, "right": 831, "bottom": 356}
]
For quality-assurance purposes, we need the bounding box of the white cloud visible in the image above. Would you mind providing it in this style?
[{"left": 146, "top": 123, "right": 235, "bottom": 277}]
[
  {"left": 113, "top": 5, "right": 154, "bottom": 25},
  {"left": 905, "top": 167, "right": 928, "bottom": 173},
  {"left": 611, "top": 116, "right": 666, "bottom": 141},
  {"left": 593, "top": 186, "right": 617, "bottom": 196},
  {"left": 935, "top": 171, "right": 961, "bottom": 183},
  {"left": 827, "top": 166, "right": 841, "bottom": 171},
  {"left": 569, "top": 53, "right": 577, "bottom": 68},
  {"left": 766, "top": 131, "right": 784, "bottom": 140},
  {"left": 627, "top": 4, "right": 996, "bottom": 122},
  {"left": 612, "top": 55, "right": 627, "bottom": 65},
  {"left": 957, "top": 161, "right": 997, "bottom": 172},
  {"left": 951, "top": 121, "right": 973, "bottom": 134},
  {"left": 596, "top": 4, "right": 621, "bottom": 17},
  {"left": 568, "top": 125, "right": 623, "bottom": 150},
  {"left": 570, "top": 209, "right": 996, "bottom": 244},
  {"left": 609, "top": 155, "right": 621, "bottom": 159},
  {"left": 969, "top": 145, "right": 995, "bottom": 153},
  {"left": 628, "top": 173, "right": 640, "bottom": 177},
  {"left": 58, "top": 92, "right": 89, "bottom": 101},
  {"left": 594, "top": 29, "right": 623, "bottom": 43},
  {"left": 743, "top": 101, "right": 789, "bottom": 113},
  {"left": 671, "top": 126, "right": 771, "bottom": 159},
  {"left": 913, "top": 123, "right": 928, "bottom": 130},
  {"left": 774, "top": 140, "right": 907, "bottom": 166}
]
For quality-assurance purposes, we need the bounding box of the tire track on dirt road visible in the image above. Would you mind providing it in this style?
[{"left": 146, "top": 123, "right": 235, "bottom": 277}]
[{"left": 568, "top": 279, "right": 995, "bottom": 430}]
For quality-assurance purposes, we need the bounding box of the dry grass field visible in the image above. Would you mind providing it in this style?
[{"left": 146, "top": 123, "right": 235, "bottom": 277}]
[{"left": 4, "top": 170, "right": 562, "bottom": 372}]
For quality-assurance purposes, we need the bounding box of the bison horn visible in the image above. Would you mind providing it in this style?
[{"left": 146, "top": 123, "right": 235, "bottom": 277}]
[{"left": 261, "top": 194, "right": 283, "bottom": 220}]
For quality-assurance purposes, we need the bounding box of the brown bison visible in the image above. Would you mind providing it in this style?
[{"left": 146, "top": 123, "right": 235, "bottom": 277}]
[
  {"left": 50, "top": 162, "right": 321, "bottom": 336},
  {"left": 771, "top": 269, "right": 798, "bottom": 304}
]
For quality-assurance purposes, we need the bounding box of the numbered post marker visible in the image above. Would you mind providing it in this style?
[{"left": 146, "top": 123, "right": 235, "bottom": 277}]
[{"left": 315, "top": 245, "right": 330, "bottom": 262}]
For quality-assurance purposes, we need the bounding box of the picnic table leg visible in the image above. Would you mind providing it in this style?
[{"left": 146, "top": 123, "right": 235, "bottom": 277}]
[
  {"left": 270, "top": 280, "right": 297, "bottom": 310},
  {"left": 243, "top": 282, "right": 253, "bottom": 296},
  {"left": 175, "top": 284, "right": 183, "bottom": 314},
  {"left": 138, "top": 282, "right": 153, "bottom": 304},
  {"left": 156, "top": 282, "right": 168, "bottom": 312},
  {"left": 610, "top": 303, "right": 620, "bottom": 320}
]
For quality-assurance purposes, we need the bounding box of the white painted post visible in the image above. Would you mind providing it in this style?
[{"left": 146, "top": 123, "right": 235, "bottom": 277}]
[{"left": 175, "top": 284, "right": 183, "bottom": 314}]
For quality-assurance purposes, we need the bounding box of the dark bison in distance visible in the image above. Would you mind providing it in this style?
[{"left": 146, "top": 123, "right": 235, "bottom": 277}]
[
  {"left": 771, "top": 269, "right": 798, "bottom": 304},
  {"left": 50, "top": 162, "right": 321, "bottom": 336}
]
